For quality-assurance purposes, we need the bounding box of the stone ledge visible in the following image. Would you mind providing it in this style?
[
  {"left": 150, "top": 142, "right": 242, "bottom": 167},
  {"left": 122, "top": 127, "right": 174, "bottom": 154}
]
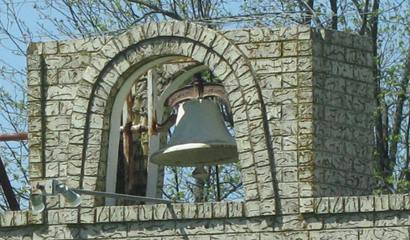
[
  {"left": 0, "top": 200, "right": 275, "bottom": 227},
  {"left": 300, "top": 193, "right": 410, "bottom": 214}
]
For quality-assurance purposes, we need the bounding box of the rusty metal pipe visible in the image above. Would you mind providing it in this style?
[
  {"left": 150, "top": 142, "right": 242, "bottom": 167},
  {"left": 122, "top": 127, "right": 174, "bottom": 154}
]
[{"left": 0, "top": 132, "right": 28, "bottom": 142}]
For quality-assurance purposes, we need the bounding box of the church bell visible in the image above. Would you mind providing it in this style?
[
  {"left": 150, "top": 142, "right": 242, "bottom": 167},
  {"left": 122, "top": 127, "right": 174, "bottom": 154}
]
[{"left": 150, "top": 77, "right": 238, "bottom": 167}]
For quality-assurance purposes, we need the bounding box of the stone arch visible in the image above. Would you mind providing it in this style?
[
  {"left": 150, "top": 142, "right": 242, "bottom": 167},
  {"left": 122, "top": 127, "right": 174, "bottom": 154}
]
[{"left": 68, "top": 21, "right": 275, "bottom": 211}]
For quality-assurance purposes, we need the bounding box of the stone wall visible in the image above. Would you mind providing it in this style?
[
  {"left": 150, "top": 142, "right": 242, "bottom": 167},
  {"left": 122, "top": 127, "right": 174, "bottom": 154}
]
[
  {"left": 1, "top": 195, "right": 410, "bottom": 239},
  {"left": 1, "top": 21, "right": 406, "bottom": 239}
]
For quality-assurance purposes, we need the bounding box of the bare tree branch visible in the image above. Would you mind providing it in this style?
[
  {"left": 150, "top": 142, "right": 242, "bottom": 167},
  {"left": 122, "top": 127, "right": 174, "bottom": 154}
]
[{"left": 128, "top": 0, "right": 183, "bottom": 20}]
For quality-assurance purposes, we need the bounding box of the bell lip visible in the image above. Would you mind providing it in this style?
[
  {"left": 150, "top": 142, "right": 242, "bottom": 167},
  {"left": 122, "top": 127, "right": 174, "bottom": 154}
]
[{"left": 150, "top": 143, "right": 238, "bottom": 167}]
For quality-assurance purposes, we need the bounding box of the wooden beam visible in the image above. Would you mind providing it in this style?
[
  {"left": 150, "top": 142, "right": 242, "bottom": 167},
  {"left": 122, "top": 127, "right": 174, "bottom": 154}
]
[{"left": 146, "top": 69, "right": 161, "bottom": 198}]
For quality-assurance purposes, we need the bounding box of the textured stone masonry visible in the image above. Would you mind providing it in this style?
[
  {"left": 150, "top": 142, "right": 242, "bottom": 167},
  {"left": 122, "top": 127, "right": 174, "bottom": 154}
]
[{"left": 6, "top": 21, "right": 407, "bottom": 239}]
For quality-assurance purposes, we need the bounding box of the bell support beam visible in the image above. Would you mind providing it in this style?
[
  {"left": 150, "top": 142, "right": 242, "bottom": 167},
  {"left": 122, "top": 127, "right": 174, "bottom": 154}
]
[
  {"left": 0, "top": 156, "right": 20, "bottom": 210},
  {"left": 146, "top": 69, "right": 161, "bottom": 198},
  {"left": 0, "top": 132, "right": 27, "bottom": 211},
  {"left": 0, "top": 132, "right": 28, "bottom": 141}
]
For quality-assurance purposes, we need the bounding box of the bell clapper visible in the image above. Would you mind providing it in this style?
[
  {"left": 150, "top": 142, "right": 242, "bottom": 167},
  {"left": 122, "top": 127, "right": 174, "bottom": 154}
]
[{"left": 192, "top": 167, "right": 209, "bottom": 202}]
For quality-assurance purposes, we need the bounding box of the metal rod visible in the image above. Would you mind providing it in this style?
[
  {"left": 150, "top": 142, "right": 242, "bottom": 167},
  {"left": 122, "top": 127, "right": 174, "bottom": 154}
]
[
  {"left": 0, "top": 156, "right": 20, "bottom": 210},
  {"left": 72, "top": 189, "right": 175, "bottom": 204},
  {"left": 119, "top": 124, "right": 148, "bottom": 133},
  {"left": 0, "top": 132, "right": 28, "bottom": 142},
  {"left": 215, "top": 165, "right": 221, "bottom": 201}
]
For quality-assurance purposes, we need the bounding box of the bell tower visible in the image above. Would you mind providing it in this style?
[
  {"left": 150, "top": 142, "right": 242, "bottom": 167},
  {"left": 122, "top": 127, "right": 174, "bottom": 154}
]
[{"left": 26, "top": 22, "right": 376, "bottom": 219}]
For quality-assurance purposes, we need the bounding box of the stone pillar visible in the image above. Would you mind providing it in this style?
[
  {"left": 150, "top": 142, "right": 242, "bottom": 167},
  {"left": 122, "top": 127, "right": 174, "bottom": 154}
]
[
  {"left": 227, "top": 26, "right": 375, "bottom": 214},
  {"left": 311, "top": 30, "right": 375, "bottom": 196}
]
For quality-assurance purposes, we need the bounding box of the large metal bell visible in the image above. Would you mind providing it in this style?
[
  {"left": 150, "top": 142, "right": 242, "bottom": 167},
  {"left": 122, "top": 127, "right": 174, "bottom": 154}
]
[{"left": 150, "top": 99, "right": 238, "bottom": 166}]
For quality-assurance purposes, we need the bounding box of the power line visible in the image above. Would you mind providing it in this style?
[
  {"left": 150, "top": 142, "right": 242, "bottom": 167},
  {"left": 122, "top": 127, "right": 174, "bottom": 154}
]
[{"left": 192, "top": 11, "right": 311, "bottom": 23}]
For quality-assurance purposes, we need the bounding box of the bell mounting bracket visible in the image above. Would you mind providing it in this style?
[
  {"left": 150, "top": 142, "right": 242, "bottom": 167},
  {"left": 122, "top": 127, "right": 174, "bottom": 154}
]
[{"left": 165, "top": 83, "right": 229, "bottom": 108}]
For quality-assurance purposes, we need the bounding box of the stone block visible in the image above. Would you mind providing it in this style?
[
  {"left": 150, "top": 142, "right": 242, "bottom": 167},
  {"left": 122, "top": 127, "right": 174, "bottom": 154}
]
[
  {"left": 250, "top": 27, "right": 280, "bottom": 42},
  {"left": 298, "top": 151, "right": 313, "bottom": 165},
  {"left": 197, "top": 203, "right": 213, "bottom": 219},
  {"left": 245, "top": 201, "right": 260, "bottom": 217},
  {"left": 344, "top": 196, "right": 359, "bottom": 212},
  {"left": 404, "top": 194, "right": 410, "bottom": 210},
  {"left": 299, "top": 182, "right": 313, "bottom": 197},
  {"left": 35, "top": 225, "right": 80, "bottom": 239},
  {"left": 41, "top": 41, "right": 58, "bottom": 54},
  {"left": 0, "top": 211, "right": 15, "bottom": 227},
  {"left": 315, "top": 197, "right": 329, "bottom": 214},
  {"left": 259, "top": 198, "right": 276, "bottom": 215},
  {"left": 183, "top": 203, "right": 197, "bottom": 219},
  {"left": 274, "top": 215, "right": 305, "bottom": 231},
  {"left": 298, "top": 26, "right": 312, "bottom": 39},
  {"left": 389, "top": 194, "right": 404, "bottom": 211},
  {"left": 80, "top": 208, "right": 95, "bottom": 223},
  {"left": 28, "top": 211, "right": 44, "bottom": 225},
  {"left": 80, "top": 223, "right": 126, "bottom": 239},
  {"left": 281, "top": 198, "right": 299, "bottom": 214},
  {"left": 124, "top": 205, "right": 139, "bottom": 221},
  {"left": 303, "top": 215, "right": 323, "bottom": 230},
  {"left": 278, "top": 183, "right": 299, "bottom": 198},
  {"left": 223, "top": 29, "right": 250, "bottom": 43},
  {"left": 310, "top": 229, "right": 359, "bottom": 240},
  {"left": 300, "top": 198, "right": 314, "bottom": 213},
  {"left": 95, "top": 206, "right": 110, "bottom": 222},
  {"left": 228, "top": 202, "right": 243, "bottom": 218},
  {"left": 375, "top": 195, "right": 389, "bottom": 211},
  {"left": 59, "top": 209, "right": 78, "bottom": 224},
  {"left": 240, "top": 182, "right": 257, "bottom": 199},
  {"left": 281, "top": 167, "right": 298, "bottom": 182},
  {"left": 138, "top": 205, "right": 153, "bottom": 221},
  {"left": 47, "top": 209, "right": 60, "bottom": 225},
  {"left": 45, "top": 162, "right": 59, "bottom": 178},
  {"left": 328, "top": 197, "right": 344, "bottom": 213},
  {"left": 13, "top": 211, "right": 28, "bottom": 226},
  {"left": 359, "top": 227, "right": 409, "bottom": 240},
  {"left": 213, "top": 202, "right": 228, "bottom": 218},
  {"left": 109, "top": 206, "right": 124, "bottom": 222},
  {"left": 241, "top": 167, "right": 257, "bottom": 186},
  {"left": 239, "top": 42, "right": 281, "bottom": 58}
]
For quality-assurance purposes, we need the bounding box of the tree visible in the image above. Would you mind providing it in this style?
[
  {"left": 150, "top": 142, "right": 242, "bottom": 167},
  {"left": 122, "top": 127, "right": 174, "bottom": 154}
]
[{"left": 0, "top": 0, "right": 33, "bottom": 210}]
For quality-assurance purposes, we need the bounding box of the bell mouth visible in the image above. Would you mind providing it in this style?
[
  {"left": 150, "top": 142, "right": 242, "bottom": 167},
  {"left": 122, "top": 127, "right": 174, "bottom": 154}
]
[{"left": 150, "top": 143, "right": 238, "bottom": 166}]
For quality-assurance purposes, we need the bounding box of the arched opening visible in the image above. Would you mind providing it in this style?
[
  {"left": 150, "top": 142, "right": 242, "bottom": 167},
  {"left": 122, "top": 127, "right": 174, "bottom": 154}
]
[
  {"left": 68, "top": 22, "right": 276, "bottom": 212},
  {"left": 106, "top": 56, "right": 244, "bottom": 205}
]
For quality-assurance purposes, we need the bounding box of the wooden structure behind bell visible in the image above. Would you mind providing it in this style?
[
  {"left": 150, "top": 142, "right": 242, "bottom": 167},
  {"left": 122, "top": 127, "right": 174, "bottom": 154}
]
[{"left": 150, "top": 99, "right": 238, "bottom": 166}]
